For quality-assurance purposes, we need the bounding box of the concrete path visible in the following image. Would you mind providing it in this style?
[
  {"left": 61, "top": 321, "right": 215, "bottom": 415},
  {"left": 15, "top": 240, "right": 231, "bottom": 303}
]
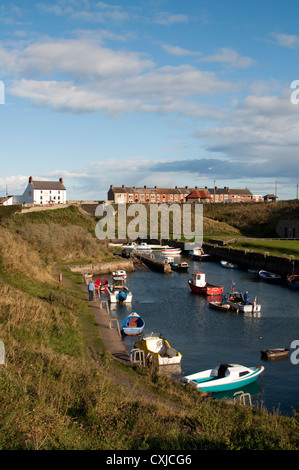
[{"left": 83, "top": 284, "right": 131, "bottom": 364}]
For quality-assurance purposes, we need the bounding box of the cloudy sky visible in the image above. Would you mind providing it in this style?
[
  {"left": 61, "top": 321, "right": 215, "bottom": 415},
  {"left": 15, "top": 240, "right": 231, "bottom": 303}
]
[{"left": 1, "top": 0, "right": 299, "bottom": 200}]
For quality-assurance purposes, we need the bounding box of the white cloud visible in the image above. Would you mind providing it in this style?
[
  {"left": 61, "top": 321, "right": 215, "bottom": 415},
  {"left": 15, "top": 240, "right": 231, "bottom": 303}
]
[
  {"left": 200, "top": 47, "right": 255, "bottom": 68},
  {"left": 271, "top": 33, "right": 299, "bottom": 49},
  {"left": 162, "top": 44, "right": 201, "bottom": 57}
]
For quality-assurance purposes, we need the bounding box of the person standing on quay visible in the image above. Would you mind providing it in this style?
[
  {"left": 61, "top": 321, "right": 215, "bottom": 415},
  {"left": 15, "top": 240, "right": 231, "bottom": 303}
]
[{"left": 88, "top": 280, "right": 95, "bottom": 301}]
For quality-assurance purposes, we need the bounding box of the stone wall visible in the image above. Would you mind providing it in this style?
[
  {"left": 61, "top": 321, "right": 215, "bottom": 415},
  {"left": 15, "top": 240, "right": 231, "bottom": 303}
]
[{"left": 68, "top": 259, "right": 135, "bottom": 276}]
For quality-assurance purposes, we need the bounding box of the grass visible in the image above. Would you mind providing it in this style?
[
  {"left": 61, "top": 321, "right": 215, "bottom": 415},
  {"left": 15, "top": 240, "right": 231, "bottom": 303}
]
[
  {"left": 0, "top": 204, "right": 298, "bottom": 449},
  {"left": 229, "top": 239, "right": 299, "bottom": 259}
]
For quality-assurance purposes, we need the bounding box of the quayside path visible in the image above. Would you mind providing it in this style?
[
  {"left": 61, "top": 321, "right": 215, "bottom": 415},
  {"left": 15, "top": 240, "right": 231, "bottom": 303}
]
[{"left": 82, "top": 283, "right": 131, "bottom": 364}]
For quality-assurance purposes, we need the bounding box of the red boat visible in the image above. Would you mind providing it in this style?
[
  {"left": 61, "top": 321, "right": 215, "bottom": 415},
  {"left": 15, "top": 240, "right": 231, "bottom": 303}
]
[{"left": 188, "top": 271, "right": 223, "bottom": 296}]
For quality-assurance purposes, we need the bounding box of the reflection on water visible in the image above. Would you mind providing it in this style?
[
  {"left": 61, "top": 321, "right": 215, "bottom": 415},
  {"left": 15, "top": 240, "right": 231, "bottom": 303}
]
[{"left": 98, "top": 255, "right": 299, "bottom": 417}]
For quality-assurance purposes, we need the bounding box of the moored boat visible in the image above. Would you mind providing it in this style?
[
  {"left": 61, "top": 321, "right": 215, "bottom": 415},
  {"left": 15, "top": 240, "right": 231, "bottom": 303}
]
[
  {"left": 189, "top": 247, "right": 211, "bottom": 261},
  {"left": 259, "top": 270, "right": 281, "bottom": 283},
  {"left": 287, "top": 274, "right": 299, "bottom": 289},
  {"left": 247, "top": 266, "right": 260, "bottom": 278},
  {"left": 222, "top": 289, "right": 261, "bottom": 314},
  {"left": 221, "top": 260, "right": 238, "bottom": 269},
  {"left": 261, "top": 348, "right": 289, "bottom": 359},
  {"left": 162, "top": 248, "right": 181, "bottom": 255},
  {"left": 112, "top": 269, "right": 127, "bottom": 280},
  {"left": 184, "top": 363, "right": 264, "bottom": 393},
  {"left": 188, "top": 271, "right": 223, "bottom": 296},
  {"left": 134, "top": 333, "right": 182, "bottom": 366},
  {"left": 106, "top": 276, "right": 132, "bottom": 303},
  {"left": 165, "top": 257, "right": 189, "bottom": 271},
  {"left": 208, "top": 301, "right": 231, "bottom": 312},
  {"left": 121, "top": 312, "right": 145, "bottom": 336},
  {"left": 94, "top": 278, "right": 109, "bottom": 293}
]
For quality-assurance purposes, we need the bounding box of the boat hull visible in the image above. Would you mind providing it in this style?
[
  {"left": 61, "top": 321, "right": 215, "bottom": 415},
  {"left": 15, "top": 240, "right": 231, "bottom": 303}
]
[
  {"left": 227, "top": 300, "right": 261, "bottom": 313},
  {"left": 162, "top": 249, "right": 181, "bottom": 255},
  {"left": 259, "top": 270, "right": 281, "bottom": 283},
  {"left": 134, "top": 334, "right": 182, "bottom": 366},
  {"left": 106, "top": 286, "right": 132, "bottom": 303},
  {"left": 184, "top": 366, "right": 264, "bottom": 392},
  {"left": 188, "top": 280, "right": 223, "bottom": 296},
  {"left": 208, "top": 301, "right": 230, "bottom": 311},
  {"left": 261, "top": 348, "right": 289, "bottom": 359},
  {"left": 122, "top": 314, "right": 145, "bottom": 336}
]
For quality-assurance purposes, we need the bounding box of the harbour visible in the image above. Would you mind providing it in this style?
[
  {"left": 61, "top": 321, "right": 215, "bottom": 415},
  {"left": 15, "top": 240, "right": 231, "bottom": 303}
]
[{"left": 94, "top": 252, "right": 299, "bottom": 417}]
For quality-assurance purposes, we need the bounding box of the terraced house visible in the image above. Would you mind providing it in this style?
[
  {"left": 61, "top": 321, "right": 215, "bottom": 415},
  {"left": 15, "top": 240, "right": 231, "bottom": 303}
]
[{"left": 108, "top": 185, "right": 255, "bottom": 203}]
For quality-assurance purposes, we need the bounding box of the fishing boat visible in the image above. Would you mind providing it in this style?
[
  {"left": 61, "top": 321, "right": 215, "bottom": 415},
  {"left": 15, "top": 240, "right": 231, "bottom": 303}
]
[
  {"left": 106, "top": 276, "right": 132, "bottom": 303},
  {"left": 221, "top": 260, "right": 238, "bottom": 269},
  {"left": 208, "top": 301, "right": 231, "bottom": 312},
  {"left": 134, "top": 333, "right": 182, "bottom": 366},
  {"left": 184, "top": 363, "right": 264, "bottom": 393},
  {"left": 165, "top": 257, "right": 189, "bottom": 271},
  {"left": 259, "top": 270, "right": 281, "bottom": 283},
  {"left": 189, "top": 247, "right": 211, "bottom": 261},
  {"left": 94, "top": 278, "right": 109, "bottom": 293},
  {"left": 121, "top": 312, "right": 145, "bottom": 336},
  {"left": 261, "top": 348, "right": 289, "bottom": 359},
  {"left": 222, "top": 289, "right": 261, "bottom": 314},
  {"left": 162, "top": 248, "right": 181, "bottom": 255},
  {"left": 287, "top": 274, "right": 299, "bottom": 289},
  {"left": 188, "top": 271, "right": 223, "bottom": 296},
  {"left": 112, "top": 270, "right": 127, "bottom": 279}
]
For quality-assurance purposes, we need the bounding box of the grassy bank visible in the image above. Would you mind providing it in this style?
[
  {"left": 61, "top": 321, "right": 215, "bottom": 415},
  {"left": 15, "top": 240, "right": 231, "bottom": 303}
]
[
  {"left": 228, "top": 239, "right": 299, "bottom": 260},
  {"left": 0, "top": 205, "right": 298, "bottom": 450}
]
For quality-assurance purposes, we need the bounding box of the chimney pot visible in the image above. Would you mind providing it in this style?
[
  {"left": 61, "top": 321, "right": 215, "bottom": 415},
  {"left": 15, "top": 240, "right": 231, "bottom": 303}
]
[{"left": 29, "top": 176, "right": 33, "bottom": 183}]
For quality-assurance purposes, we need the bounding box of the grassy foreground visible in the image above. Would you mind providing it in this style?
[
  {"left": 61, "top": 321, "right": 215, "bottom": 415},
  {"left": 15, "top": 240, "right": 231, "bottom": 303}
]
[{"left": 0, "top": 205, "right": 298, "bottom": 450}]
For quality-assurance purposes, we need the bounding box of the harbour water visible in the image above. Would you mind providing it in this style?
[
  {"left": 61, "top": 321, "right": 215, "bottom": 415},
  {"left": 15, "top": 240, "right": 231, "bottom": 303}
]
[{"left": 106, "top": 255, "right": 299, "bottom": 417}]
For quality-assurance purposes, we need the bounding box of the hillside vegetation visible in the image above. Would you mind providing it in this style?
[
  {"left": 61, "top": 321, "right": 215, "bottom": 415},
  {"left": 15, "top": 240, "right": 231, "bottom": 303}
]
[
  {"left": 0, "top": 205, "right": 298, "bottom": 450},
  {"left": 203, "top": 200, "right": 299, "bottom": 237}
]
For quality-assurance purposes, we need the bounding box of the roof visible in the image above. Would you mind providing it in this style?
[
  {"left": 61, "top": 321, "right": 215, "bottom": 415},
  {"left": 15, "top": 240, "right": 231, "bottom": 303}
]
[
  {"left": 187, "top": 189, "right": 212, "bottom": 199},
  {"left": 228, "top": 188, "right": 253, "bottom": 196},
  {"left": 31, "top": 181, "right": 66, "bottom": 190}
]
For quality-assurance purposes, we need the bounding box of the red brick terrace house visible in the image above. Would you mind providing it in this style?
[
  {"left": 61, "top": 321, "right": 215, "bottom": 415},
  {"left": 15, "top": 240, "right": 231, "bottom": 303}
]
[{"left": 107, "top": 185, "right": 253, "bottom": 203}]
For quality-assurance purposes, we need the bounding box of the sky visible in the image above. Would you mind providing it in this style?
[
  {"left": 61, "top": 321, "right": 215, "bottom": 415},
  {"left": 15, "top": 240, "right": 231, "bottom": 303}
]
[{"left": 1, "top": 0, "right": 299, "bottom": 201}]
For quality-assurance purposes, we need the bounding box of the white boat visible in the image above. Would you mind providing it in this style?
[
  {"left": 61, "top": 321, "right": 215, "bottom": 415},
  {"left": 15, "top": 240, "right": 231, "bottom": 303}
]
[
  {"left": 189, "top": 247, "right": 211, "bottom": 261},
  {"left": 162, "top": 248, "right": 181, "bottom": 255},
  {"left": 184, "top": 363, "right": 264, "bottom": 392},
  {"left": 112, "top": 270, "right": 127, "bottom": 279},
  {"left": 106, "top": 277, "right": 132, "bottom": 303},
  {"left": 221, "top": 260, "right": 238, "bottom": 269},
  {"left": 222, "top": 290, "right": 261, "bottom": 313},
  {"left": 134, "top": 333, "right": 182, "bottom": 366}
]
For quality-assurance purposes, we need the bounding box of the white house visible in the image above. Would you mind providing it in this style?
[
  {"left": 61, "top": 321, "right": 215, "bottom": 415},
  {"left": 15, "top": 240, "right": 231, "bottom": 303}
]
[{"left": 14, "top": 176, "right": 67, "bottom": 205}]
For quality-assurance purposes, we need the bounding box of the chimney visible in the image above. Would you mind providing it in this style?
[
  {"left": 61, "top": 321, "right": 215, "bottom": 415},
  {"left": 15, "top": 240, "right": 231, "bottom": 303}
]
[
  {"left": 122, "top": 184, "right": 125, "bottom": 188},
  {"left": 185, "top": 186, "right": 188, "bottom": 189},
  {"left": 154, "top": 185, "right": 157, "bottom": 189},
  {"left": 144, "top": 185, "right": 147, "bottom": 189},
  {"left": 29, "top": 176, "right": 33, "bottom": 183},
  {"left": 59, "top": 177, "right": 63, "bottom": 184}
]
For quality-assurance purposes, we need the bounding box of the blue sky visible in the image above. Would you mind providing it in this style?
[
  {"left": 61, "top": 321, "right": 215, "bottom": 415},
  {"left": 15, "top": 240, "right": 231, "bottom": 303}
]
[{"left": 1, "top": 0, "right": 299, "bottom": 200}]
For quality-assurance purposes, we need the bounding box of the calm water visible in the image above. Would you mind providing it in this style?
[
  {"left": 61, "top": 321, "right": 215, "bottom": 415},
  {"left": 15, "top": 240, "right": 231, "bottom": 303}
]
[{"left": 104, "top": 255, "right": 299, "bottom": 417}]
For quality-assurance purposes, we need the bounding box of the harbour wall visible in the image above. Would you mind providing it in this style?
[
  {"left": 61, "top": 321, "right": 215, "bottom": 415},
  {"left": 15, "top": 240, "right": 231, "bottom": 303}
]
[
  {"left": 201, "top": 243, "right": 297, "bottom": 278},
  {"left": 68, "top": 259, "right": 135, "bottom": 276},
  {"left": 136, "top": 254, "right": 172, "bottom": 273}
]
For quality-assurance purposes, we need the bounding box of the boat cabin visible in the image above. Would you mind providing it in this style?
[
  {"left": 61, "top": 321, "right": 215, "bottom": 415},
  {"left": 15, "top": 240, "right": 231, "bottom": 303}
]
[
  {"left": 211, "top": 363, "right": 252, "bottom": 379},
  {"left": 112, "top": 277, "right": 126, "bottom": 291},
  {"left": 191, "top": 271, "right": 206, "bottom": 287}
]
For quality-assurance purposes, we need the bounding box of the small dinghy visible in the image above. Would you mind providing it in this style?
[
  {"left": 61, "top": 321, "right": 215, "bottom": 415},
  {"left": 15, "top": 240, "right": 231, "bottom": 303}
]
[
  {"left": 134, "top": 333, "right": 182, "bottom": 366},
  {"left": 259, "top": 270, "right": 281, "bottom": 283},
  {"left": 221, "top": 260, "right": 238, "bottom": 269},
  {"left": 261, "top": 348, "right": 289, "bottom": 360},
  {"left": 287, "top": 274, "right": 299, "bottom": 289},
  {"left": 184, "top": 363, "right": 264, "bottom": 392},
  {"left": 122, "top": 313, "right": 145, "bottom": 336},
  {"left": 162, "top": 248, "right": 181, "bottom": 255},
  {"left": 208, "top": 301, "right": 231, "bottom": 312}
]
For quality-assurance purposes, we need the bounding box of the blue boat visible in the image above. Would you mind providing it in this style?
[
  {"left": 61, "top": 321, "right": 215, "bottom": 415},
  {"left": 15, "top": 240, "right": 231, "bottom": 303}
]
[
  {"left": 121, "top": 312, "right": 145, "bottom": 336},
  {"left": 259, "top": 270, "right": 281, "bottom": 283},
  {"left": 184, "top": 363, "right": 264, "bottom": 392}
]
